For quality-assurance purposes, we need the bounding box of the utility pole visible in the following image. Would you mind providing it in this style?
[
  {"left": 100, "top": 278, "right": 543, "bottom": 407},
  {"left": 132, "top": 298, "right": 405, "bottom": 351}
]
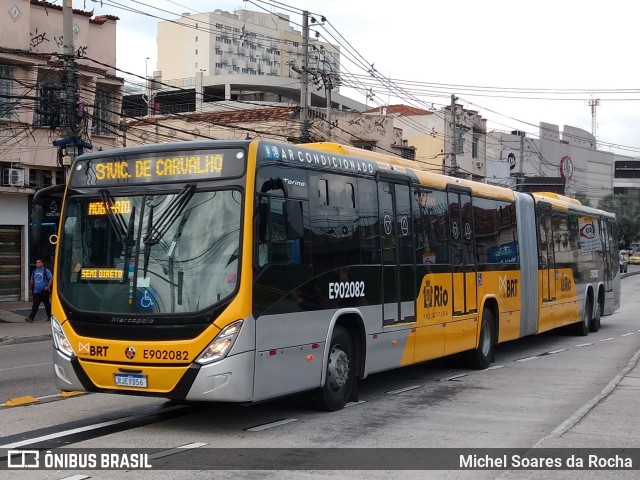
[
  {"left": 325, "top": 75, "right": 332, "bottom": 141},
  {"left": 519, "top": 131, "right": 525, "bottom": 176},
  {"left": 62, "top": 0, "right": 77, "bottom": 181},
  {"left": 53, "top": 1, "right": 91, "bottom": 181},
  {"left": 587, "top": 97, "right": 600, "bottom": 147},
  {"left": 300, "top": 10, "right": 310, "bottom": 142},
  {"left": 450, "top": 94, "right": 459, "bottom": 176}
]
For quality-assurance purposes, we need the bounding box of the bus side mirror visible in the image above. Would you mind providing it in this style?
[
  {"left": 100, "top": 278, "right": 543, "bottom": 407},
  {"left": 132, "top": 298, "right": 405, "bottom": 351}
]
[
  {"left": 284, "top": 199, "right": 303, "bottom": 240},
  {"left": 31, "top": 205, "right": 43, "bottom": 246}
]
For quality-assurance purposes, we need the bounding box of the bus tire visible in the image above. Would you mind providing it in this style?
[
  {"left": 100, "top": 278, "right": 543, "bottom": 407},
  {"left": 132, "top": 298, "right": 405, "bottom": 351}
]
[
  {"left": 590, "top": 298, "right": 602, "bottom": 332},
  {"left": 465, "top": 308, "right": 494, "bottom": 370},
  {"left": 574, "top": 298, "right": 592, "bottom": 336},
  {"left": 313, "top": 326, "right": 354, "bottom": 412}
]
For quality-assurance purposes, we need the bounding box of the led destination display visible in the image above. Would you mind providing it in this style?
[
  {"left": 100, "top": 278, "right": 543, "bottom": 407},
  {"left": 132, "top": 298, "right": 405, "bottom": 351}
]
[{"left": 70, "top": 148, "right": 246, "bottom": 187}]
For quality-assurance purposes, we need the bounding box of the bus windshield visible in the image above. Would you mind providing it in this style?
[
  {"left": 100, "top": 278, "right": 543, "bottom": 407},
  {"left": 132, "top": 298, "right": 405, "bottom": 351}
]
[{"left": 58, "top": 188, "right": 242, "bottom": 315}]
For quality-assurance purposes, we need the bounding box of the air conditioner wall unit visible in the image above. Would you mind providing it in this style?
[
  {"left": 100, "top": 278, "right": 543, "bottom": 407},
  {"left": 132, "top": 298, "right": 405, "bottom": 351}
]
[
  {"left": 2, "top": 168, "right": 25, "bottom": 187},
  {"left": 475, "top": 161, "right": 484, "bottom": 169}
]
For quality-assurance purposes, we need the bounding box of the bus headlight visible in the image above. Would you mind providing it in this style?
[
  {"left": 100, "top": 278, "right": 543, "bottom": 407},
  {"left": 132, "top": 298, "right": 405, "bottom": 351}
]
[
  {"left": 196, "top": 320, "right": 243, "bottom": 365},
  {"left": 51, "top": 316, "right": 76, "bottom": 359}
]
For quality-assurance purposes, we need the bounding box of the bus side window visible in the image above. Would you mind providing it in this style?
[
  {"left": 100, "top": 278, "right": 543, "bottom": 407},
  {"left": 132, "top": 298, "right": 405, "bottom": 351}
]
[{"left": 257, "top": 197, "right": 303, "bottom": 266}]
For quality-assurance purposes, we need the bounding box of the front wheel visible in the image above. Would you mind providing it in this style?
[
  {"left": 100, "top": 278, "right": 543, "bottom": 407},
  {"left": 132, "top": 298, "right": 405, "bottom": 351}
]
[
  {"left": 465, "top": 308, "right": 495, "bottom": 370},
  {"left": 312, "top": 326, "right": 354, "bottom": 412}
]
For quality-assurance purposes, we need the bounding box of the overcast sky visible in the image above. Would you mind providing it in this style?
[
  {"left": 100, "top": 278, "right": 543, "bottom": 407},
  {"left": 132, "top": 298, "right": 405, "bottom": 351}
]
[{"left": 82, "top": 0, "right": 640, "bottom": 157}]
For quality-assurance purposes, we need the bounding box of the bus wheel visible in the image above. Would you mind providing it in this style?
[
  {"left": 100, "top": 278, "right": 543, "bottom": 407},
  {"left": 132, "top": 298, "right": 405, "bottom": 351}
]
[
  {"left": 313, "top": 326, "right": 354, "bottom": 412},
  {"left": 574, "top": 298, "right": 592, "bottom": 336},
  {"left": 590, "top": 298, "right": 602, "bottom": 332},
  {"left": 465, "top": 308, "right": 494, "bottom": 370}
]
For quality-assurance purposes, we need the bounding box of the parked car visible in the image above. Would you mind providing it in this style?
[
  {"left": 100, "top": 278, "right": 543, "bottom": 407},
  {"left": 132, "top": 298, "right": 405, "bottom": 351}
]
[
  {"left": 620, "top": 252, "right": 628, "bottom": 273},
  {"left": 628, "top": 253, "right": 640, "bottom": 265}
]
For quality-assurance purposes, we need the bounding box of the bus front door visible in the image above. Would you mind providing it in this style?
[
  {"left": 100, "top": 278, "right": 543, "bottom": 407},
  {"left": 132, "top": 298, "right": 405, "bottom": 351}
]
[{"left": 446, "top": 189, "right": 478, "bottom": 354}]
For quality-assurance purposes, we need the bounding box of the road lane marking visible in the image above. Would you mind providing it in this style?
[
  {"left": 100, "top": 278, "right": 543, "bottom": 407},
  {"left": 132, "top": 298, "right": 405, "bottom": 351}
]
[
  {"left": 0, "top": 362, "right": 52, "bottom": 372},
  {"left": 245, "top": 418, "right": 298, "bottom": 432},
  {"left": 599, "top": 337, "right": 614, "bottom": 342},
  {"left": 438, "top": 373, "right": 468, "bottom": 381},
  {"left": 575, "top": 343, "right": 593, "bottom": 347},
  {"left": 149, "top": 442, "right": 208, "bottom": 460},
  {"left": 0, "top": 405, "right": 187, "bottom": 449},
  {"left": 386, "top": 385, "right": 422, "bottom": 394},
  {"left": 516, "top": 356, "right": 539, "bottom": 362},
  {"left": 620, "top": 333, "right": 635, "bottom": 337}
]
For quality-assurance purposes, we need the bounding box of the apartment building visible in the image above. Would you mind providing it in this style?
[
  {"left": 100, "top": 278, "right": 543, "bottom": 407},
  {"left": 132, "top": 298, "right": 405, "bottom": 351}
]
[
  {"left": 0, "top": 0, "right": 122, "bottom": 302},
  {"left": 156, "top": 9, "right": 339, "bottom": 86}
]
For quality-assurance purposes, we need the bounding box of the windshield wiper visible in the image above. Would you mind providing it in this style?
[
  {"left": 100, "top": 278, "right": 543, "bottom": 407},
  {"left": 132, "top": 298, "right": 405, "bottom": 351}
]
[
  {"left": 143, "top": 184, "right": 196, "bottom": 246},
  {"left": 99, "top": 189, "right": 129, "bottom": 243},
  {"left": 142, "top": 184, "right": 196, "bottom": 276}
]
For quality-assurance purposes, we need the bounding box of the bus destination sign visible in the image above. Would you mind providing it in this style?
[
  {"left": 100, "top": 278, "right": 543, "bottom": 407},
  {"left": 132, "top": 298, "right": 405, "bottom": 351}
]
[{"left": 70, "top": 148, "right": 246, "bottom": 187}]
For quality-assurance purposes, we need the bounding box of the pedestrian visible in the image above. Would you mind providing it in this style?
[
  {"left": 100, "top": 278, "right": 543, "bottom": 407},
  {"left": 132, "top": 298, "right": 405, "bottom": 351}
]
[{"left": 25, "top": 258, "right": 52, "bottom": 323}]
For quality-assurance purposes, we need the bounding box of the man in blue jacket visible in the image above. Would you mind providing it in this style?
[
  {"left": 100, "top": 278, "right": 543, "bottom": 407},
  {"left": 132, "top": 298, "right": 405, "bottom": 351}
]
[{"left": 25, "top": 258, "right": 52, "bottom": 323}]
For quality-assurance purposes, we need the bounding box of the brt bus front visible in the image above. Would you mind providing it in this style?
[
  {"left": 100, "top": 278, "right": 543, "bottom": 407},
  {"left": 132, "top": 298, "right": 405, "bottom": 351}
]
[{"left": 51, "top": 142, "right": 259, "bottom": 401}]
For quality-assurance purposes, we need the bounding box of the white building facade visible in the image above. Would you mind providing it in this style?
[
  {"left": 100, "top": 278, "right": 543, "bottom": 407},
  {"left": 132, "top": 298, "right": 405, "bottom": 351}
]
[{"left": 485, "top": 122, "right": 623, "bottom": 206}]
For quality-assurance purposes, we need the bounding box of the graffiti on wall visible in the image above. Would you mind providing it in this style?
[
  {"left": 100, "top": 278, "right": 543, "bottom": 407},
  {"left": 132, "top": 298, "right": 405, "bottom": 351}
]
[
  {"left": 30, "top": 31, "right": 88, "bottom": 57},
  {"left": 29, "top": 28, "right": 50, "bottom": 50}
]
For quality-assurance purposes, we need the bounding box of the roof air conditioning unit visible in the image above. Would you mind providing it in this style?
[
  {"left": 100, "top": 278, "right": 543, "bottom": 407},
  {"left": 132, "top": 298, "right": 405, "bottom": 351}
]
[{"left": 3, "top": 168, "right": 25, "bottom": 187}]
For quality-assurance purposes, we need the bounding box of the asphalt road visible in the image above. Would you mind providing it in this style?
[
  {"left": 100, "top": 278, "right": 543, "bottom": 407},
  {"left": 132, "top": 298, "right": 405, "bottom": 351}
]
[{"left": 2, "top": 273, "right": 640, "bottom": 479}]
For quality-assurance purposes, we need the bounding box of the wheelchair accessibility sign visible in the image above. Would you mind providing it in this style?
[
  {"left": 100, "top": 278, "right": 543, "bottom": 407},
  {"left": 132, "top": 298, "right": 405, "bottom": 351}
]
[{"left": 137, "top": 288, "right": 157, "bottom": 311}]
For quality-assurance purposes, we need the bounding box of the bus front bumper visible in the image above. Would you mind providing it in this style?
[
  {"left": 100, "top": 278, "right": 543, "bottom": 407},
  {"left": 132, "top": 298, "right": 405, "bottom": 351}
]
[{"left": 53, "top": 348, "right": 255, "bottom": 403}]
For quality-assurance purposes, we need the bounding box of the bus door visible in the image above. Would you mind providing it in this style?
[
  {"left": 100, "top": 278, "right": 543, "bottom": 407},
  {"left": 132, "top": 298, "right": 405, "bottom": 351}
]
[
  {"left": 378, "top": 179, "right": 415, "bottom": 325},
  {"left": 600, "top": 218, "right": 613, "bottom": 292},
  {"left": 447, "top": 189, "right": 477, "bottom": 317},
  {"left": 445, "top": 189, "right": 477, "bottom": 354},
  {"left": 537, "top": 203, "right": 556, "bottom": 332}
]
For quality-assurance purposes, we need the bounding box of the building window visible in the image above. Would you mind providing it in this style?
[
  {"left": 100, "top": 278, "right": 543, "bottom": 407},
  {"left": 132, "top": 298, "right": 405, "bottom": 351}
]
[
  {"left": 92, "top": 89, "right": 114, "bottom": 136},
  {"left": 0, "top": 65, "right": 13, "bottom": 119},
  {"left": 195, "top": 49, "right": 198, "bottom": 55},
  {"left": 400, "top": 148, "right": 415, "bottom": 160},
  {"left": 353, "top": 142, "right": 375, "bottom": 151},
  {"left": 472, "top": 134, "right": 479, "bottom": 159},
  {"left": 195, "top": 36, "right": 198, "bottom": 42},
  {"left": 33, "top": 78, "right": 65, "bottom": 127}
]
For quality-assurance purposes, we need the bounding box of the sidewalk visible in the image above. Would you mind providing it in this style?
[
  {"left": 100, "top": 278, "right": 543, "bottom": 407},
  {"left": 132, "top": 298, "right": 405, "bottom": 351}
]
[{"left": 0, "top": 300, "right": 52, "bottom": 345}]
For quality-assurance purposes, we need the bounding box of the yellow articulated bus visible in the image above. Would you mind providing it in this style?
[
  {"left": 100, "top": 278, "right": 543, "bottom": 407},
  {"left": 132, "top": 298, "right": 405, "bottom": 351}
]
[{"left": 32, "top": 139, "right": 620, "bottom": 411}]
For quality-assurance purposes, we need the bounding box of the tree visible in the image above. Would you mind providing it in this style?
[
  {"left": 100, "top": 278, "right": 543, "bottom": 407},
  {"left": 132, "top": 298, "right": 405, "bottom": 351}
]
[
  {"left": 571, "top": 192, "right": 591, "bottom": 207},
  {"left": 598, "top": 194, "right": 640, "bottom": 248}
]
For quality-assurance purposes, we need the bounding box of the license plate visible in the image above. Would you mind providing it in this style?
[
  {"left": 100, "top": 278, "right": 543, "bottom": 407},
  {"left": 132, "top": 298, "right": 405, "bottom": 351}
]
[{"left": 114, "top": 373, "right": 147, "bottom": 388}]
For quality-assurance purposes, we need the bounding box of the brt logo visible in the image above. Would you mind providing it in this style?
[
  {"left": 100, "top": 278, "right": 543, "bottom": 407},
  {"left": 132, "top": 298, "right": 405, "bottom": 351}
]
[
  {"left": 423, "top": 280, "right": 449, "bottom": 308},
  {"left": 499, "top": 276, "right": 518, "bottom": 298},
  {"left": 560, "top": 275, "right": 572, "bottom": 292}
]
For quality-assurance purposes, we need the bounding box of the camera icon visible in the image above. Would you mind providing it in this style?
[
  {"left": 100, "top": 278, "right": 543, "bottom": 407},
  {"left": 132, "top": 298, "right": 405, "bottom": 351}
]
[{"left": 7, "top": 450, "right": 40, "bottom": 468}]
